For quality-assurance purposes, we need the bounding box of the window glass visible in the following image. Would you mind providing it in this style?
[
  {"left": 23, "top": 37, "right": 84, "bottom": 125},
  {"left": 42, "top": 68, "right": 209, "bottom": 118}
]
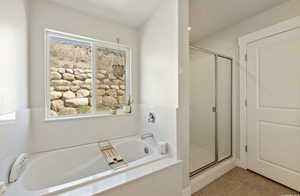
[
  {"left": 0, "top": 112, "right": 16, "bottom": 121},
  {"left": 46, "top": 31, "right": 131, "bottom": 119},
  {"left": 49, "top": 36, "right": 92, "bottom": 117},
  {"left": 95, "top": 47, "right": 127, "bottom": 111}
]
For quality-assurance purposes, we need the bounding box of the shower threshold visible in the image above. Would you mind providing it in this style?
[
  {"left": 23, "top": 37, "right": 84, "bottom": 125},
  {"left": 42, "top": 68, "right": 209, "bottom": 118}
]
[{"left": 190, "top": 155, "right": 232, "bottom": 178}]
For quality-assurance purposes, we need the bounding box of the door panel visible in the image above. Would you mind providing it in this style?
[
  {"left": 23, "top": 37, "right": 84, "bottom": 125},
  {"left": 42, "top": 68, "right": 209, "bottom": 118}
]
[
  {"left": 257, "top": 29, "right": 300, "bottom": 109},
  {"left": 259, "top": 121, "right": 300, "bottom": 173},
  {"left": 247, "top": 27, "right": 300, "bottom": 191}
]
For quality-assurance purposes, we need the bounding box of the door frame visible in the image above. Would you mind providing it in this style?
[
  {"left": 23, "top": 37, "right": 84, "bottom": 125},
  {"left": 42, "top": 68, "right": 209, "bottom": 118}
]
[{"left": 238, "top": 16, "right": 300, "bottom": 169}]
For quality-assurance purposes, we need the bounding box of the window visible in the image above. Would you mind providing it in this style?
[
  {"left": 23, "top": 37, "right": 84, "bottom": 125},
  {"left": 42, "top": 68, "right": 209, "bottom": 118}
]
[
  {"left": 0, "top": 112, "right": 16, "bottom": 121},
  {"left": 46, "top": 30, "right": 132, "bottom": 119}
]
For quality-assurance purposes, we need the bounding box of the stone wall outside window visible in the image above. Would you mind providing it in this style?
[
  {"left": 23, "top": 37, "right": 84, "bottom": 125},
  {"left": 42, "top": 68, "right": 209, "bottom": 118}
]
[{"left": 48, "top": 37, "right": 127, "bottom": 117}]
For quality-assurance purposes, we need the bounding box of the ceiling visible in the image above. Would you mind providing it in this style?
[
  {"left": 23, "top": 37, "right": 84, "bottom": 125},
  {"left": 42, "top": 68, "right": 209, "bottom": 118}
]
[
  {"left": 190, "top": 0, "right": 288, "bottom": 42},
  {"left": 47, "top": 0, "right": 161, "bottom": 27}
]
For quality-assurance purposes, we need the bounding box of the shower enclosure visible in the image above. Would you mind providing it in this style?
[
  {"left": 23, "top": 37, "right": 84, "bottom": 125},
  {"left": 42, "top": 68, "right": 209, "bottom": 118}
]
[{"left": 189, "top": 46, "right": 232, "bottom": 177}]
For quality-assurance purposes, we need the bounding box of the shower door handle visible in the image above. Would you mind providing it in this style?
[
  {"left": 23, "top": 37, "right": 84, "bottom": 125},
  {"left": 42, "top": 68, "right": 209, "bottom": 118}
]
[{"left": 212, "top": 106, "right": 217, "bottom": 113}]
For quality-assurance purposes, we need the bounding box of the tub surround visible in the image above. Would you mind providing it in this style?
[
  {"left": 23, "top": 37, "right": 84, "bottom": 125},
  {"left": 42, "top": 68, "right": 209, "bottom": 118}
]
[
  {"left": 28, "top": 106, "right": 140, "bottom": 153},
  {"left": 5, "top": 135, "right": 181, "bottom": 196},
  {"left": 64, "top": 158, "right": 181, "bottom": 196},
  {"left": 6, "top": 159, "right": 181, "bottom": 196},
  {"left": 0, "top": 110, "right": 30, "bottom": 183},
  {"left": 140, "top": 105, "right": 178, "bottom": 158}
]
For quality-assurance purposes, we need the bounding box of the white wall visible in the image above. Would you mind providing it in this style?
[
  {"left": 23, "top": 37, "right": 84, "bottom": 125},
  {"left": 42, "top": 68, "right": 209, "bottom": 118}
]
[
  {"left": 139, "top": 0, "right": 179, "bottom": 158},
  {"left": 28, "top": 0, "right": 141, "bottom": 153},
  {"left": 139, "top": 0, "right": 178, "bottom": 108},
  {"left": 0, "top": 0, "right": 28, "bottom": 114},
  {"left": 192, "top": 0, "right": 300, "bottom": 158},
  {"left": 0, "top": 0, "right": 29, "bottom": 182}
]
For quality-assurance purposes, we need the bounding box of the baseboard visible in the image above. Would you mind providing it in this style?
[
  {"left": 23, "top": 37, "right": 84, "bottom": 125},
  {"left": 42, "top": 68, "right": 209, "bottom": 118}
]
[
  {"left": 182, "top": 185, "right": 191, "bottom": 196},
  {"left": 235, "top": 158, "right": 247, "bottom": 169},
  {"left": 190, "top": 158, "right": 236, "bottom": 194}
]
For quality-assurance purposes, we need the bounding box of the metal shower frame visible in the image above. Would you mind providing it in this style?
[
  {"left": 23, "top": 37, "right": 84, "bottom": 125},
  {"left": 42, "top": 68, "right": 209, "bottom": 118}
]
[{"left": 189, "top": 45, "right": 233, "bottom": 178}]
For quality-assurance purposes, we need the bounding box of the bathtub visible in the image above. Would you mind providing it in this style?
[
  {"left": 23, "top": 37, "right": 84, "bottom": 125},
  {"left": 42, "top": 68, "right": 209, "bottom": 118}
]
[{"left": 6, "top": 135, "right": 167, "bottom": 196}]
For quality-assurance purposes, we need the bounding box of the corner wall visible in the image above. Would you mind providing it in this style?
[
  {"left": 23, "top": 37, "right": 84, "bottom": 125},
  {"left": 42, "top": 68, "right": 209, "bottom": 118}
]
[
  {"left": 139, "top": 0, "right": 179, "bottom": 158},
  {"left": 0, "top": 0, "right": 29, "bottom": 182},
  {"left": 0, "top": 0, "right": 28, "bottom": 114},
  {"left": 177, "top": 0, "right": 190, "bottom": 189},
  {"left": 139, "top": 0, "right": 178, "bottom": 107}
]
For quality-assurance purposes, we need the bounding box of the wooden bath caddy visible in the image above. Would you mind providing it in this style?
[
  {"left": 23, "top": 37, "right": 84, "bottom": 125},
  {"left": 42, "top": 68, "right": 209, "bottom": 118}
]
[{"left": 99, "top": 142, "right": 124, "bottom": 166}]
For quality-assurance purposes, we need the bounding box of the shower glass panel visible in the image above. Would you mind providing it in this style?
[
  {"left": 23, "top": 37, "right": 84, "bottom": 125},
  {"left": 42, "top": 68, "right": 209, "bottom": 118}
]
[
  {"left": 216, "top": 57, "right": 232, "bottom": 161},
  {"left": 189, "top": 47, "right": 232, "bottom": 177},
  {"left": 190, "top": 51, "right": 216, "bottom": 174}
]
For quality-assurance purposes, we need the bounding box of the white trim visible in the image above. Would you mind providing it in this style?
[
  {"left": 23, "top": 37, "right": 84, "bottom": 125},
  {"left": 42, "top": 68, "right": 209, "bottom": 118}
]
[
  {"left": 44, "top": 29, "right": 130, "bottom": 49},
  {"left": 235, "top": 158, "right": 246, "bottom": 168},
  {"left": 182, "top": 186, "right": 191, "bottom": 196},
  {"left": 190, "top": 158, "right": 236, "bottom": 194},
  {"left": 91, "top": 39, "right": 97, "bottom": 114},
  {"left": 44, "top": 112, "right": 136, "bottom": 122},
  {"left": 238, "top": 16, "right": 300, "bottom": 169},
  {"left": 238, "top": 40, "right": 248, "bottom": 169}
]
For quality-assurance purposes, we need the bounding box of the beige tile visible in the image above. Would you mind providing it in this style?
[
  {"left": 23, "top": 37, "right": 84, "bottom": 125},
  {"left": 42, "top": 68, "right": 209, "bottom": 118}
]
[
  {"left": 193, "top": 178, "right": 242, "bottom": 196},
  {"left": 193, "top": 167, "right": 299, "bottom": 196}
]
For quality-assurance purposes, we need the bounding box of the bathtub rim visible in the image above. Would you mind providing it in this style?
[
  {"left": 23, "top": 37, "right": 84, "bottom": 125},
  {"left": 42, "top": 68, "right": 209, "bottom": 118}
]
[
  {"left": 44, "top": 154, "right": 167, "bottom": 195},
  {"left": 47, "top": 158, "right": 181, "bottom": 196}
]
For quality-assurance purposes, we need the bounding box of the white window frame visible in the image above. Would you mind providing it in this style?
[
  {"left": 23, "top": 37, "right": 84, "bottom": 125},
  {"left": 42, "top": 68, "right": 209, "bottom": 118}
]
[{"left": 45, "top": 29, "right": 133, "bottom": 121}]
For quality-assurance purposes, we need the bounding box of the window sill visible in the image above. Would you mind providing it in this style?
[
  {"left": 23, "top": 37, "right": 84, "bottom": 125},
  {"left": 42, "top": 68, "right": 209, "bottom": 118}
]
[
  {"left": 45, "top": 111, "right": 135, "bottom": 122},
  {"left": 0, "top": 112, "right": 16, "bottom": 123}
]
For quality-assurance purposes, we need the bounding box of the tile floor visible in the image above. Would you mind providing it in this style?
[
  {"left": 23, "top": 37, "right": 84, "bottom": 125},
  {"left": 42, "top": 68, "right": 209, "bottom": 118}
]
[{"left": 193, "top": 167, "right": 299, "bottom": 196}]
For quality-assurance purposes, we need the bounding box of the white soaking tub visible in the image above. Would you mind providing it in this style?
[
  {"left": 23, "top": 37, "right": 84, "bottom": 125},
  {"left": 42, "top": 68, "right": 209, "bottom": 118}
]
[{"left": 6, "top": 135, "right": 167, "bottom": 196}]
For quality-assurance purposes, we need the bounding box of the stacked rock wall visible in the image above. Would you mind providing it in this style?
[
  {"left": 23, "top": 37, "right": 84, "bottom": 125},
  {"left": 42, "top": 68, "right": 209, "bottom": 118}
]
[
  {"left": 49, "top": 39, "right": 126, "bottom": 117},
  {"left": 95, "top": 48, "right": 126, "bottom": 111}
]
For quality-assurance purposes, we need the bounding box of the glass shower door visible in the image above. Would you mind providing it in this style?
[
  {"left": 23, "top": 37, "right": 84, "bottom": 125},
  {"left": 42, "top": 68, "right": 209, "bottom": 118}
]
[
  {"left": 189, "top": 47, "right": 232, "bottom": 177},
  {"left": 190, "top": 51, "right": 217, "bottom": 175},
  {"left": 216, "top": 56, "right": 232, "bottom": 161}
]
